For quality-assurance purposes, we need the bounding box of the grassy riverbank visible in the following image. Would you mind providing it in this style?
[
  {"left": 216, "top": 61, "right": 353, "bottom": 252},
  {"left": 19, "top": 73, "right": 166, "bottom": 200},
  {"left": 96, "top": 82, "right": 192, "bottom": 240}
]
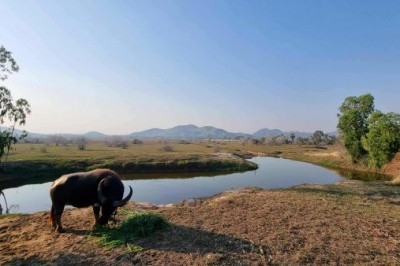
[{"left": 0, "top": 141, "right": 259, "bottom": 184}]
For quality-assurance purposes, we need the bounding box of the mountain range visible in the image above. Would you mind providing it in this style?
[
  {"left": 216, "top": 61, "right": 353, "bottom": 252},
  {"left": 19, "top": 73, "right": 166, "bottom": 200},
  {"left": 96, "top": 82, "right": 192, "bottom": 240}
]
[{"left": 18, "top": 124, "right": 337, "bottom": 141}]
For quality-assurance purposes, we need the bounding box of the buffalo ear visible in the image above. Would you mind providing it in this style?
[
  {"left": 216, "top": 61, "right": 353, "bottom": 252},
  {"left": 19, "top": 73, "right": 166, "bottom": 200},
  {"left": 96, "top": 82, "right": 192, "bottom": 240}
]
[
  {"left": 112, "top": 186, "right": 133, "bottom": 207},
  {"left": 97, "top": 179, "right": 107, "bottom": 204}
]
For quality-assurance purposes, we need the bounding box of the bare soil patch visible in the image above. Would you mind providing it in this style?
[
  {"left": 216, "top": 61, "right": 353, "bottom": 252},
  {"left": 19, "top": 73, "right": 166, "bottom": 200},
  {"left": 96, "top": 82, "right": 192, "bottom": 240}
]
[{"left": 1, "top": 182, "right": 399, "bottom": 265}]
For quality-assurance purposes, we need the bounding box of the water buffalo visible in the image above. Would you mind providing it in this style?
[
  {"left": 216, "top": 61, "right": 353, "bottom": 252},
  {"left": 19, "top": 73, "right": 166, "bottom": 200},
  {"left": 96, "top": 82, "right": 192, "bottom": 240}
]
[{"left": 49, "top": 169, "right": 133, "bottom": 232}]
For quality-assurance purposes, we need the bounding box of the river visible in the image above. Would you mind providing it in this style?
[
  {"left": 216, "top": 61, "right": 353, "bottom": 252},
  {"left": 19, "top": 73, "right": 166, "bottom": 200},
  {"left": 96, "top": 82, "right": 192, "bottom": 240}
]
[{"left": 0, "top": 157, "right": 389, "bottom": 214}]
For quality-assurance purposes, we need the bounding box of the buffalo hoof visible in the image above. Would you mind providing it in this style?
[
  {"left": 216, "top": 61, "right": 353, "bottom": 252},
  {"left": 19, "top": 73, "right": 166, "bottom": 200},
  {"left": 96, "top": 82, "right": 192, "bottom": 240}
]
[{"left": 56, "top": 227, "right": 66, "bottom": 233}]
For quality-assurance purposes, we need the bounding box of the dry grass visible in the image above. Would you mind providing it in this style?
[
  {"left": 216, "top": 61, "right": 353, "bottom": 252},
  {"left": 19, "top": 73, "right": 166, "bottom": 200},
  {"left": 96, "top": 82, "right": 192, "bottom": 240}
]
[
  {"left": 152, "top": 182, "right": 400, "bottom": 265},
  {"left": 2, "top": 181, "right": 398, "bottom": 265},
  {"left": 7, "top": 141, "right": 338, "bottom": 161}
]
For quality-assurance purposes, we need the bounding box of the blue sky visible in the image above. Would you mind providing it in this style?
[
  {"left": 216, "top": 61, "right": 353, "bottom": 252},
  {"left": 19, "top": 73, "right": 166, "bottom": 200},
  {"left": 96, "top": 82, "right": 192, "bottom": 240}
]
[{"left": 1, "top": 0, "right": 399, "bottom": 134}]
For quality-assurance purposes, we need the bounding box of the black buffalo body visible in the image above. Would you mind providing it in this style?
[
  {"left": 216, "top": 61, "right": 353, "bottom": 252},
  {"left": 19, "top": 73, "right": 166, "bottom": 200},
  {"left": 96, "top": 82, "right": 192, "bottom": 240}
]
[{"left": 50, "top": 169, "right": 133, "bottom": 232}]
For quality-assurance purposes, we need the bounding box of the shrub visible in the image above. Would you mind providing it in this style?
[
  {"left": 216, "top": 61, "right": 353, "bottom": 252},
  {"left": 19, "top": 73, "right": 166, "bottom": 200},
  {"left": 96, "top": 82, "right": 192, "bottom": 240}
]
[
  {"left": 132, "top": 139, "right": 143, "bottom": 144},
  {"left": 160, "top": 144, "right": 174, "bottom": 152}
]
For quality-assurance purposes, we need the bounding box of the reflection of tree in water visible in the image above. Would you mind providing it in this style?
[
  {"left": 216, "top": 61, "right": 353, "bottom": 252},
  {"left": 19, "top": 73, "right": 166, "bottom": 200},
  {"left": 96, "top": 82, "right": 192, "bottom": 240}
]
[{"left": 0, "top": 190, "right": 9, "bottom": 214}]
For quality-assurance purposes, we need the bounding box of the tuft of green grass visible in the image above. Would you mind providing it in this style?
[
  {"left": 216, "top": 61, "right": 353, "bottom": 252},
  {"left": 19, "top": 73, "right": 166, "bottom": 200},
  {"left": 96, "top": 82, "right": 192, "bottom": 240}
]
[
  {"left": 0, "top": 213, "right": 27, "bottom": 220},
  {"left": 90, "top": 211, "right": 169, "bottom": 251}
]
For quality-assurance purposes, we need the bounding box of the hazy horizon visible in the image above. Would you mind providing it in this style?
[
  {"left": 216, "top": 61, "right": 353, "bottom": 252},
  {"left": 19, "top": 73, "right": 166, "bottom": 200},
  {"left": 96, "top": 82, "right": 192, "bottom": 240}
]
[
  {"left": 19, "top": 123, "right": 339, "bottom": 137},
  {"left": 1, "top": 1, "right": 399, "bottom": 135}
]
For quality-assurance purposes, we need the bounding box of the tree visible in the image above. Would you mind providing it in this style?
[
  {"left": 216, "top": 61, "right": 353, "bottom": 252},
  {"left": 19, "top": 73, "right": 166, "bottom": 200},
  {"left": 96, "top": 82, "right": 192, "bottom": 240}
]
[
  {"left": 290, "top": 133, "right": 295, "bottom": 143},
  {"left": 132, "top": 138, "right": 143, "bottom": 144},
  {"left": 312, "top": 130, "right": 324, "bottom": 146},
  {"left": 0, "top": 46, "right": 31, "bottom": 168},
  {"left": 362, "top": 111, "right": 400, "bottom": 169},
  {"left": 76, "top": 137, "right": 87, "bottom": 150},
  {"left": 337, "top": 93, "right": 375, "bottom": 163},
  {"left": 0, "top": 90, "right": 31, "bottom": 165},
  {"left": 0, "top": 46, "right": 19, "bottom": 81}
]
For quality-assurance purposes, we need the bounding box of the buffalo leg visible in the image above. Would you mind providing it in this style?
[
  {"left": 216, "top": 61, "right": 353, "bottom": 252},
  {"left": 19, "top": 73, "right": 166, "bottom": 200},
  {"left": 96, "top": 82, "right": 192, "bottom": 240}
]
[
  {"left": 53, "top": 204, "right": 65, "bottom": 232},
  {"left": 50, "top": 205, "right": 57, "bottom": 229},
  {"left": 93, "top": 205, "right": 100, "bottom": 225}
]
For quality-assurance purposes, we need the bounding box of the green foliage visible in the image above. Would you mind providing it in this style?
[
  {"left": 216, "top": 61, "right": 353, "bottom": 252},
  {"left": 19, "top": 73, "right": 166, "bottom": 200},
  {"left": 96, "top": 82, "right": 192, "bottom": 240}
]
[
  {"left": 0, "top": 46, "right": 31, "bottom": 169},
  {"left": 0, "top": 88, "right": 31, "bottom": 168},
  {"left": 337, "top": 94, "right": 375, "bottom": 163},
  {"left": 0, "top": 130, "right": 17, "bottom": 163},
  {"left": 90, "top": 212, "right": 169, "bottom": 251},
  {"left": 362, "top": 111, "right": 400, "bottom": 169},
  {"left": 0, "top": 91, "right": 31, "bottom": 166},
  {"left": 0, "top": 45, "right": 19, "bottom": 81},
  {"left": 338, "top": 93, "right": 400, "bottom": 169}
]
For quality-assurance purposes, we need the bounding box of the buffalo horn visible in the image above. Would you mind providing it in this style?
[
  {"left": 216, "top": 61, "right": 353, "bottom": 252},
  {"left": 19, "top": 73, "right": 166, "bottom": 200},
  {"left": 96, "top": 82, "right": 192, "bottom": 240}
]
[
  {"left": 112, "top": 185, "right": 133, "bottom": 207},
  {"left": 97, "top": 179, "right": 107, "bottom": 204}
]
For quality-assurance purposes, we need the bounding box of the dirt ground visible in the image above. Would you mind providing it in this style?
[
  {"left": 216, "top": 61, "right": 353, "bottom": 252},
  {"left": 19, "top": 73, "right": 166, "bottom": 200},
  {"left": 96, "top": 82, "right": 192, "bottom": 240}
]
[{"left": 1, "top": 181, "right": 399, "bottom": 265}]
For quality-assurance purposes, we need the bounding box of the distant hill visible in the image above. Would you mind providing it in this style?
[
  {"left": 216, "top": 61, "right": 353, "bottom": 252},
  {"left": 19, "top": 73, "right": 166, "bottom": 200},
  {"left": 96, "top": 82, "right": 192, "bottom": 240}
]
[
  {"left": 252, "top": 128, "right": 284, "bottom": 138},
  {"left": 8, "top": 124, "right": 337, "bottom": 141},
  {"left": 129, "top": 124, "right": 251, "bottom": 139},
  {"left": 82, "top": 131, "right": 108, "bottom": 140}
]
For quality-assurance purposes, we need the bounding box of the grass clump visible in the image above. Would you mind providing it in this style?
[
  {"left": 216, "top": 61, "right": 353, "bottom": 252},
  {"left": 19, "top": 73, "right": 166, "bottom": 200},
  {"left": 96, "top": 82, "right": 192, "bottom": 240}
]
[
  {"left": 90, "top": 211, "right": 169, "bottom": 251},
  {"left": 0, "top": 213, "right": 27, "bottom": 220}
]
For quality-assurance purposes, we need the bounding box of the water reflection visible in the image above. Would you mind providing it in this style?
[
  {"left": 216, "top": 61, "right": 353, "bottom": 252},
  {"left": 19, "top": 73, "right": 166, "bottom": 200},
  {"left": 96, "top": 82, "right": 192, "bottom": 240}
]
[
  {"left": 333, "top": 168, "right": 392, "bottom": 182},
  {"left": 120, "top": 171, "right": 235, "bottom": 180}
]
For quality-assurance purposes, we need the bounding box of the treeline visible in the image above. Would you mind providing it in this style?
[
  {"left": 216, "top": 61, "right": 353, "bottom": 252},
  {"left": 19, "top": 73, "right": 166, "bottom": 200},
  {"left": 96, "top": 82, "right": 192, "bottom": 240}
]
[
  {"left": 252, "top": 131, "right": 336, "bottom": 146},
  {"left": 26, "top": 136, "right": 144, "bottom": 151},
  {"left": 338, "top": 93, "right": 400, "bottom": 169}
]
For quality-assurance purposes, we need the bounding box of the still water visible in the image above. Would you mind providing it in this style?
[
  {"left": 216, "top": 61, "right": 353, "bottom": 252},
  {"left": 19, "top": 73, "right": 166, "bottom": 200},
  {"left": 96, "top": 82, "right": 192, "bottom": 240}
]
[{"left": 1, "top": 157, "right": 345, "bottom": 214}]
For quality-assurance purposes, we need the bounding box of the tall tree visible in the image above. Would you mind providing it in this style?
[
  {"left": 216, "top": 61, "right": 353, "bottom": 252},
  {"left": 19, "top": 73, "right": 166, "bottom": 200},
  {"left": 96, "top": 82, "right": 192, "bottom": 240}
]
[
  {"left": 337, "top": 94, "right": 375, "bottom": 163},
  {"left": 362, "top": 111, "right": 400, "bottom": 169},
  {"left": 0, "top": 46, "right": 30, "bottom": 169}
]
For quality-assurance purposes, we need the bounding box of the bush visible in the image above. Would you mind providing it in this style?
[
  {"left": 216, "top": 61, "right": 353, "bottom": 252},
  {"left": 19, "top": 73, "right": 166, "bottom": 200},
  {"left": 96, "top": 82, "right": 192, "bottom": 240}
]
[
  {"left": 160, "top": 144, "right": 174, "bottom": 152},
  {"left": 132, "top": 139, "right": 143, "bottom": 144}
]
